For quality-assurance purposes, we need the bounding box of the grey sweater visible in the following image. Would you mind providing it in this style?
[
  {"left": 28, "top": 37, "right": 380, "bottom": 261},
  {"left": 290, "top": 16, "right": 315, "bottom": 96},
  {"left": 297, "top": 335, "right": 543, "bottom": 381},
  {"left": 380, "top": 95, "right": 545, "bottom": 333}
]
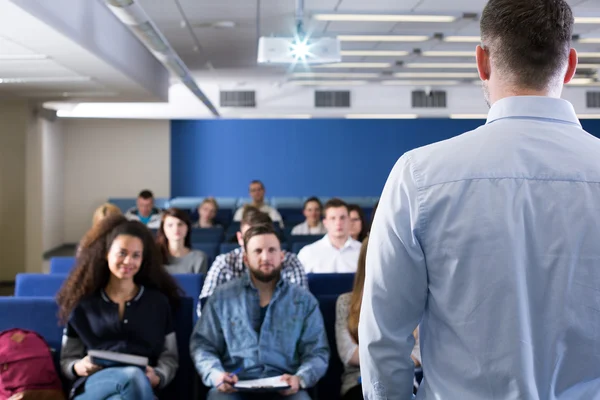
[{"left": 165, "top": 250, "right": 208, "bottom": 274}]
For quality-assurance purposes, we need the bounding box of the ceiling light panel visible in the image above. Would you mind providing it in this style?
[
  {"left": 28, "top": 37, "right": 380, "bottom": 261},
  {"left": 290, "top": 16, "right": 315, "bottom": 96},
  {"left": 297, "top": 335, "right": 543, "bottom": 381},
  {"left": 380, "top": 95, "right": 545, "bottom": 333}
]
[
  {"left": 341, "top": 50, "right": 409, "bottom": 57},
  {"left": 314, "top": 14, "right": 457, "bottom": 22},
  {"left": 312, "top": 62, "right": 391, "bottom": 68},
  {"left": 338, "top": 35, "right": 429, "bottom": 42}
]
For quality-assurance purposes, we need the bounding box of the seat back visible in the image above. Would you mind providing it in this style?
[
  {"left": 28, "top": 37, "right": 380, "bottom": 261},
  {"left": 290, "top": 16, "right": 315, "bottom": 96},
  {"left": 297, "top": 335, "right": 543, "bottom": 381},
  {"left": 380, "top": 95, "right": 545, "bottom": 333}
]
[
  {"left": 316, "top": 295, "right": 343, "bottom": 400},
  {"left": 219, "top": 242, "right": 240, "bottom": 255},
  {"left": 15, "top": 274, "right": 66, "bottom": 297},
  {"left": 308, "top": 273, "right": 355, "bottom": 296},
  {"left": 171, "top": 274, "right": 204, "bottom": 323},
  {"left": 191, "top": 243, "right": 219, "bottom": 266},
  {"left": 49, "top": 257, "right": 76, "bottom": 274},
  {"left": 190, "top": 227, "right": 224, "bottom": 244}
]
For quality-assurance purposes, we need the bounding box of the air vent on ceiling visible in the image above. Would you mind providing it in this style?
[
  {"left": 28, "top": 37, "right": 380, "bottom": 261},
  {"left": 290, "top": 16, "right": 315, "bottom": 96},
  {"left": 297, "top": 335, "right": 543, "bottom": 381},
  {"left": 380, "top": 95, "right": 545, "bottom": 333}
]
[
  {"left": 315, "top": 91, "right": 351, "bottom": 108},
  {"left": 586, "top": 91, "right": 600, "bottom": 108},
  {"left": 412, "top": 90, "right": 447, "bottom": 108},
  {"left": 220, "top": 91, "right": 256, "bottom": 107}
]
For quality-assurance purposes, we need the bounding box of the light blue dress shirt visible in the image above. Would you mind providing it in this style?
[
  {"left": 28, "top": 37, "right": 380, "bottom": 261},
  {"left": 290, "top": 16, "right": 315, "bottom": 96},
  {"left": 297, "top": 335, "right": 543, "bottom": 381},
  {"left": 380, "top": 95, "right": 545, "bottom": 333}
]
[{"left": 359, "top": 96, "right": 600, "bottom": 400}]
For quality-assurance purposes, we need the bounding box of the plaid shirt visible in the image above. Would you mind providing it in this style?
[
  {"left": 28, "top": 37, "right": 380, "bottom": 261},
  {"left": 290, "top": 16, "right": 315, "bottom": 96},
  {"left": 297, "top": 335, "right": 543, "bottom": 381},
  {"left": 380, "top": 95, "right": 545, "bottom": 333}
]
[{"left": 198, "top": 247, "right": 308, "bottom": 317}]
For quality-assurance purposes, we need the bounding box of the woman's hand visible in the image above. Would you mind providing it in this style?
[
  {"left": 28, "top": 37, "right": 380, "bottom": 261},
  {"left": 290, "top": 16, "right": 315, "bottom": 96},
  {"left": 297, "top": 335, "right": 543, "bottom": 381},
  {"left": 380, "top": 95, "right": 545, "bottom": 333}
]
[
  {"left": 146, "top": 366, "right": 161, "bottom": 388},
  {"left": 73, "top": 356, "right": 103, "bottom": 377}
]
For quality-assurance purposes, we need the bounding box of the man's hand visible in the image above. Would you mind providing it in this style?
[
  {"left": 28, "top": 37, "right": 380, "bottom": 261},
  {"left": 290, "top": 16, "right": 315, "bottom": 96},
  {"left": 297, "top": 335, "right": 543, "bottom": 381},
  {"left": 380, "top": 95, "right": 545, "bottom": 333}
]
[
  {"left": 279, "top": 374, "right": 301, "bottom": 396},
  {"left": 216, "top": 371, "right": 239, "bottom": 393},
  {"left": 146, "top": 366, "right": 161, "bottom": 388},
  {"left": 73, "top": 356, "right": 103, "bottom": 377}
]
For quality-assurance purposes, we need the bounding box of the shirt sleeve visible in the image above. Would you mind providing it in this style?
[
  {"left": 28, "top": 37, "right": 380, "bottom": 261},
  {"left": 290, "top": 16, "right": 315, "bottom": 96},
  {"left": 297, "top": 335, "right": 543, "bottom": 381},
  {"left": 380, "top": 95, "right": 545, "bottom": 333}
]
[
  {"left": 335, "top": 294, "right": 358, "bottom": 366},
  {"left": 358, "top": 154, "right": 428, "bottom": 400},
  {"left": 283, "top": 252, "right": 309, "bottom": 289},
  {"left": 189, "top": 297, "right": 226, "bottom": 387},
  {"left": 60, "top": 323, "right": 85, "bottom": 380},
  {"left": 295, "top": 295, "right": 330, "bottom": 388}
]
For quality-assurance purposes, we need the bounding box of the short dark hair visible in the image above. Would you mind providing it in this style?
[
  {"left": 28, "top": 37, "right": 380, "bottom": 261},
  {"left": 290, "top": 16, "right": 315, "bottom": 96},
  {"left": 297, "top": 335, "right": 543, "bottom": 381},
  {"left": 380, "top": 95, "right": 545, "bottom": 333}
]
[
  {"left": 243, "top": 223, "right": 280, "bottom": 251},
  {"left": 241, "top": 207, "right": 273, "bottom": 228},
  {"left": 250, "top": 180, "right": 264, "bottom": 189},
  {"left": 304, "top": 196, "right": 323, "bottom": 211},
  {"left": 138, "top": 190, "right": 154, "bottom": 199},
  {"left": 480, "top": 0, "right": 574, "bottom": 90},
  {"left": 323, "top": 198, "right": 349, "bottom": 216}
]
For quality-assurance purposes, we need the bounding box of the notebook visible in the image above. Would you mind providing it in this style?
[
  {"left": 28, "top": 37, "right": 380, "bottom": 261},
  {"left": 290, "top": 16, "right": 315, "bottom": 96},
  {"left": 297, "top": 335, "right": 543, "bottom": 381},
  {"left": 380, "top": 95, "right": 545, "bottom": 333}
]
[
  {"left": 233, "top": 375, "right": 291, "bottom": 392},
  {"left": 88, "top": 350, "right": 148, "bottom": 368}
]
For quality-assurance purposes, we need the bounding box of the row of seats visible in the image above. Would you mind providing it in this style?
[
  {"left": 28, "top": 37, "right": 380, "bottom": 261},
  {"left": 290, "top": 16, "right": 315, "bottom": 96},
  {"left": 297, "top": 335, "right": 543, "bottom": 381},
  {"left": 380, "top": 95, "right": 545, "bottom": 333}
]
[
  {"left": 5, "top": 267, "right": 355, "bottom": 399},
  {"left": 108, "top": 196, "right": 379, "bottom": 213}
]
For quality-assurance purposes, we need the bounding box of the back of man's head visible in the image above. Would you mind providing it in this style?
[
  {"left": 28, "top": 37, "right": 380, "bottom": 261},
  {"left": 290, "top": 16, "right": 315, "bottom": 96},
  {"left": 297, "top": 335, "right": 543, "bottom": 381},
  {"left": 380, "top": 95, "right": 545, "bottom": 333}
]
[{"left": 480, "top": 0, "right": 574, "bottom": 91}]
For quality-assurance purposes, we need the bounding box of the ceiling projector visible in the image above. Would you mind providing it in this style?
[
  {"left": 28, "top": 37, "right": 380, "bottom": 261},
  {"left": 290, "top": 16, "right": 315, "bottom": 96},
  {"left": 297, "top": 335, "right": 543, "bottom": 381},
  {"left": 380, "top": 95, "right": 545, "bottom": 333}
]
[{"left": 257, "top": 36, "right": 341, "bottom": 64}]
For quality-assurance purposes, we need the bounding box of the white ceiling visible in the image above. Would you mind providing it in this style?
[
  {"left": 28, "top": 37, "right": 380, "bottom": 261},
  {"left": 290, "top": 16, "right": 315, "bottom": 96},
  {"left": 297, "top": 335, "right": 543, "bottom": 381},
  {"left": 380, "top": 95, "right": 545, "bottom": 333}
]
[{"left": 137, "top": 0, "right": 600, "bottom": 79}]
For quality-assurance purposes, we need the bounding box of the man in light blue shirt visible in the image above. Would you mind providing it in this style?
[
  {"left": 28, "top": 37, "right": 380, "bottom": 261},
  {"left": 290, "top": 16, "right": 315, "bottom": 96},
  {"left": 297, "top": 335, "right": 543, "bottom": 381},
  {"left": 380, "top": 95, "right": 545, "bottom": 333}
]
[{"left": 359, "top": 1, "right": 600, "bottom": 399}]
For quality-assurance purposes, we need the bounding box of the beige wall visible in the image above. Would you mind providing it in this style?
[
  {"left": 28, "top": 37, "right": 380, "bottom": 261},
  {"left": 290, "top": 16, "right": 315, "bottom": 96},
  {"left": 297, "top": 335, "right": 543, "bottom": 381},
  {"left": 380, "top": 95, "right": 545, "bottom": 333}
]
[
  {"left": 0, "top": 101, "right": 29, "bottom": 280},
  {"left": 42, "top": 118, "right": 65, "bottom": 253},
  {"left": 63, "top": 119, "right": 170, "bottom": 243}
]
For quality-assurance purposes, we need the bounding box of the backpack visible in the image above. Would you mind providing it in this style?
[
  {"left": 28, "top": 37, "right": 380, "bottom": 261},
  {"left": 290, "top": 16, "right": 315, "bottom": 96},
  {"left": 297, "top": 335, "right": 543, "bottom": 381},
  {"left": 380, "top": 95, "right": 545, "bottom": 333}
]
[{"left": 0, "top": 328, "right": 65, "bottom": 400}]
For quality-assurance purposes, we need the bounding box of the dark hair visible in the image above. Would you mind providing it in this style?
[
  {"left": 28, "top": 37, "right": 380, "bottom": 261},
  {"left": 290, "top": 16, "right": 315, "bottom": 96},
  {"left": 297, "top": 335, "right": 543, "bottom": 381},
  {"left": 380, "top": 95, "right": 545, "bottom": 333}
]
[
  {"left": 480, "top": 0, "right": 574, "bottom": 90},
  {"left": 57, "top": 215, "right": 181, "bottom": 323},
  {"left": 249, "top": 180, "right": 265, "bottom": 190},
  {"left": 243, "top": 223, "right": 280, "bottom": 251},
  {"left": 348, "top": 204, "right": 368, "bottom": 242},
  {"left": 241, "top": 207, "right": 273, "bottom": 228},
  {"left": 156, "top": 208, "right": 193, "bottom": 265},
  {"left": 303, "top": 196, "right": 323, "bottom": 211},
  {"left": 323, "top": 198, "right": 349, "bottom": 216},
  {"left": 138, "top": 190, "right": 154, "bottom": 199}
]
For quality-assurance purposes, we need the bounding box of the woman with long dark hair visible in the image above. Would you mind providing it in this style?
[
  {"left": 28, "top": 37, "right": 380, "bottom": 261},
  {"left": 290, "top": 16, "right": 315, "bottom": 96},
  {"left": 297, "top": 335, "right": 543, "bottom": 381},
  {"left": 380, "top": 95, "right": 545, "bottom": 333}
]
[
  {"left": 347, "top": 204, "right": 368, "bottom": 243},
  {"left": 335, "top": 237, "right": 421, "bottom": 399},
  {"left": 156, "top": 208, "right": 208, "bottom": 274},
  {"left": 57, "top": 215, "right": 182, "bottom": 400}
]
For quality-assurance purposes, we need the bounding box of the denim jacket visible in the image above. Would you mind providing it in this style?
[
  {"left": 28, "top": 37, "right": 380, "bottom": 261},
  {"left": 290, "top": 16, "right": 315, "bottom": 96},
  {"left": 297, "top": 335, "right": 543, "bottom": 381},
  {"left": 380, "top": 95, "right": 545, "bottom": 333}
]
[{"left": 190, "top": 272, "right": 329, "bottom": 388}]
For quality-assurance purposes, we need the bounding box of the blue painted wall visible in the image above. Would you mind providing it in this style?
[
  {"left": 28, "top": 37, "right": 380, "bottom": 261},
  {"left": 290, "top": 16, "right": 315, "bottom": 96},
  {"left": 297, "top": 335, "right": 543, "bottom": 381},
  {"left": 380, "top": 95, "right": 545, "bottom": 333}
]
[{"left": 171, "top": 119, "right": 600, "bottom": 197}]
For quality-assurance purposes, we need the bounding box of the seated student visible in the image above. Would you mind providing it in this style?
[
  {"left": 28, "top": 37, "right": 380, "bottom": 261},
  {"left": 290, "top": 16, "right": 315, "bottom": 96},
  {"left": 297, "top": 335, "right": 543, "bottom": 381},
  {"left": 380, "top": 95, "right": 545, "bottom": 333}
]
[
  {"left": 157, "top": 208, "right": 209, "bottom": 274},
  {"left": 199, "top": 208, "right": 307, "bottom": 316},
  {"left": 336, "top": 237, "right": 421, "bottom": 400},
  {"left": 347, "top": 205, "right": 368, "bottom": 243},
  {"left": 291, "top": 197, "right": 327, "bottom": 235},
  {"left": 190, "top": 224, "right": 330, "bottom": 400},
  {"left": 298, "top": 199, "right": 361, "bottom": 273},
  {"left": 193, "top": 197, "right": 220, "bottom": 228},
  {"left": 233, "top": 180, "right": 283, "bottom": 227},
  {"left": 125, "top": 190, "right": 163, "bottom": 229},
  {"left": 57, "top": 215, "right": 181, "bottom": 400}
]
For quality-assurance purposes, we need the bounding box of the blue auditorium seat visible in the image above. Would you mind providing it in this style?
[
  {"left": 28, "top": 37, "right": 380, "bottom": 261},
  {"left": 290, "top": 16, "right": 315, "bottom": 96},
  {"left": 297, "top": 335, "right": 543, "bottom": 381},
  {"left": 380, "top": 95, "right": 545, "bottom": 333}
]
[
  {"left": 292, "top": 242, "right": 311, "bottom": 254},
  {"left": 171, "top": 274, "right": 204, "bottom": 323},
  {"left": 287, "top": 234, "right": 323, "bottom": 245},
  {"left": 308, "top": 273, "right": 355, "bottom": 296},
  {"left": 214, "top": 209, "right": 233, "bottom": 228},
  {"left": 191, "top": 243, "right": 219, "bottom": 266},
  {"left": 316, "top": 295, "right": 343, "bottom": 400},
  {"left": 15, "top": 273, "right": 66, "bottom": 297},
  {"left": 220, "top": 242, "right": 240, "bottom": 255},
  {"left": 339, "top": 197, "right": 377, "bottom": 207},
  {"left": 271, "top": 197, "right": 303, "bottom": 208},
  {"left": 279, "top": 209, "right": 305, "bottom": 225},
  {"left": 108, "top": 197, "right": 169, "bottom": 212},
  {"left": 190, "top": 227, "right": 224, "bottom": 243},
  {"left": 214, "top": 197, "right": 238, "bottom": 209},
  {"left": 50, "top": 256, "right": 76, "bottom": 274},
  {"left": 167, "top": 197, "right": 205, "bottom": 210}
]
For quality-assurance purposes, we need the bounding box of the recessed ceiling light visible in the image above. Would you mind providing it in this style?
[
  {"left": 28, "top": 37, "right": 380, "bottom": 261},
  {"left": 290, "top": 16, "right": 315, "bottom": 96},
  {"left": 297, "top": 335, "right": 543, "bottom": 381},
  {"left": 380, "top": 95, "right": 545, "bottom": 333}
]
[
  {"left": 0, "top": 76, "right": 92, "bottom": 84},
  {"left": 313, "top": 14, "right": 456, "bottom": 22},
  {"left": 290, "top": 80, "right": 368, "bottom": 86},
  {"left": 450, "top": 114, "right": 488, "bottom": 119},
  {"left": 292, "top": 72, "right": 379, "bottom": 78},
  {"left": 578, "top": 38, "right": 600, "bottom": 44},
  {"left": 577, "top": 64, "right": 600, "bottom": 69},
  {"left": 578, "top": 114, "right": 600, "bottom": 119},
  {"left": 578, "top": 52, "right": 600, "bottom": 58},
  {"left": 443, "top": 36, "right": 481, "bottom": 42},
  {"left": 575, "top": 17, "right": 600, "bottom": 24},
  {"left": 337, "top": 35, "right": 429, "bottom": 42},
  {"left": 381, "top": 80, "right": 460, "bottom": 85},
  {"left": 568, "top": 78, "right": 595, "bottom": 85},
  {"left": 346, "top": 114, "right": 419, "bottom": 119},
  {"left": 422, "top": 51, "right": 475, "bottom": 57},
  {"left": 340, "top": 50, "right": 409, "bottom": 57},
  {"left": 393, "top": 72, "right": 479, "bottom": 78},
  {"left": 312, "top": 62, "right": 391, "bottom": 68},
  {"left": 405, "top": 62, "right": 477, "bottom": 69}
]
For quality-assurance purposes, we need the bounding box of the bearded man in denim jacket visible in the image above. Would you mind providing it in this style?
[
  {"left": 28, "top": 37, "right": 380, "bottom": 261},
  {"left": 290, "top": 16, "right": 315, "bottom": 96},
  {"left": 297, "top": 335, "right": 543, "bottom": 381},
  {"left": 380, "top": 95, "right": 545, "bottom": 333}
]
[{"left": 190, "top": 223, "right": 329, "bottom": 400}]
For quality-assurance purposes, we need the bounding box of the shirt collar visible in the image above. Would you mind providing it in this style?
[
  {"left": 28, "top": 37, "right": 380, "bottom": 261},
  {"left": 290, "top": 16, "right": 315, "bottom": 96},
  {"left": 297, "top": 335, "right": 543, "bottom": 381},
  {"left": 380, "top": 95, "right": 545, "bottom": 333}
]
[
  {"left": 323, "top": 235, "right": 358, "bottom": 250},
  {"left": 486, "top": 96, "right": 581, "bottom": 127},
  {"left": 101, "top": 285, "right": 145, "bottom": 303}
]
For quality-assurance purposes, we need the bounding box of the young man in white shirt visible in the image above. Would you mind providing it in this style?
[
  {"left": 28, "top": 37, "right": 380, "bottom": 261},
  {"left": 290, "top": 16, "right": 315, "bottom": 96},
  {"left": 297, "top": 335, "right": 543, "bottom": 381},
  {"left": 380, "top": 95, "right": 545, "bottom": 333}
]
[
  {"left": 233, "top": 180, "right": 283, "bottom": 227},
  {"left": 298, "top": 198, "right": 361, "bottom": 273}
]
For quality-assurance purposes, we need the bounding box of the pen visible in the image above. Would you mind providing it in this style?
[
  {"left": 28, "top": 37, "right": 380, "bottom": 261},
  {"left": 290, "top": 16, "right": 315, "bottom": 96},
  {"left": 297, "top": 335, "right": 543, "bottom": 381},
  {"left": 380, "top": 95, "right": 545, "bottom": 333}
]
[{"left": 216, "top": 367, "right": 243, "bottom": 388}]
